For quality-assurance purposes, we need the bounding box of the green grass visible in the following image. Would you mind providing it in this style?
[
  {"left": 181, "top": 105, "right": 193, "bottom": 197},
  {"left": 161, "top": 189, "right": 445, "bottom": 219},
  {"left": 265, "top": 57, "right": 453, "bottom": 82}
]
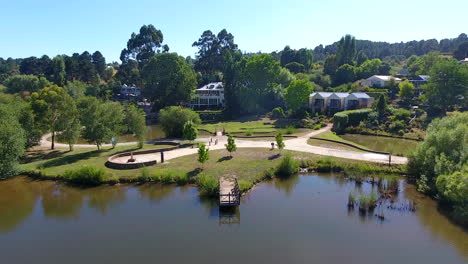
[
  {"left": 307, "top": 139, "right": 365, "bottom": 152},
  {"left": 315, "top": 131, "right": 368, "bottom": 149},
  {"left": 20, "top": 144, "right": 175, "bottom": 179},
  {"left": 21, "top": 143, "right": 406, "bottom": 194}
]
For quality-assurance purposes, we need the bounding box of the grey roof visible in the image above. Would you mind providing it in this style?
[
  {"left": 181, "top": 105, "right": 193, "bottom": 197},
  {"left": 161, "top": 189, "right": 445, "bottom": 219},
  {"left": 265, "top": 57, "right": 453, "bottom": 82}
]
[
  {"left": 197, "top": 82, "right": 224, "bottom": 91},
  {"left": 351, "top": 92, "right": 371, "bottom": 99},
  {"left": 334, "top": 92, "right": 350, "bottom": 98},
  {"left": 310, "top": 92, "right": 333, "bottom": 98}
]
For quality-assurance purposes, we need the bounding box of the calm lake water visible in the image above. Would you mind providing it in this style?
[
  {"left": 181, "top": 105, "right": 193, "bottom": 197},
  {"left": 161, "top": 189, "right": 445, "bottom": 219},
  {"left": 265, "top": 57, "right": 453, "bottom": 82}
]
[
  {"left": 341, "top": 134, "right": 420, "bottom": 156},
  {"left": 1, "top": 175, "right": 466, "bottom": 264}
]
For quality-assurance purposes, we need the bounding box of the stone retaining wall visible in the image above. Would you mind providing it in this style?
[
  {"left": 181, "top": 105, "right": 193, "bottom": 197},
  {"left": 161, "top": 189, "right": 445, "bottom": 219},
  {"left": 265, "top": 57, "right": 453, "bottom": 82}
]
[{"left": 106, "top": 143, "right": 195, "bottom": 170}]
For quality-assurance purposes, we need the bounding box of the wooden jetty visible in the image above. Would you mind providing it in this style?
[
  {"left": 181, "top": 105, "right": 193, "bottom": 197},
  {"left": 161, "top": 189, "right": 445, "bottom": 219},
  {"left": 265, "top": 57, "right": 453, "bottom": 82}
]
[{"left": 219, "top": 177, "right": 240, "bottom": 207}]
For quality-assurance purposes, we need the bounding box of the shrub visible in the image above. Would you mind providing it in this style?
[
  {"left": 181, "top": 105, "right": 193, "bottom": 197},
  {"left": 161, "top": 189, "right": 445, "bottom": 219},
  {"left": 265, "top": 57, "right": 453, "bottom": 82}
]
[
  {"left": 283, "top": 126, "right": 297, "bottom": 135},
  {"left": 196, "top": 174, "right": 219, "bottom": 197},
  {"left": 389, "top": 120, "right": 407, "bottom": 133},
  {"left": 159, "top": 106, "right": 201, "bottom": 138},
  {"left": 271, "top": 107, "right": 286, "bottom": 119},
  {"left": 63, "top": 166, "right": 106, "bottom": 186},
  {"left": 238, "top": 179, "right": 254, "bottom": 193},
  {"left": 275, "top": 153, "right": 299, "bottom": 177},
  {"left": 333, "top": 113, "right": 348, "bottom": 134},
  {"left": 408, "top": 112, "right": 468, "bottom": 193}
]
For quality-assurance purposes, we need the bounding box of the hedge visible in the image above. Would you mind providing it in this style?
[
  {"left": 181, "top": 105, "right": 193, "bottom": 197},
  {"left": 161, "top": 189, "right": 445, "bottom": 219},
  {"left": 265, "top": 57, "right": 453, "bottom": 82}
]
[{"left": 333, "top": 108, "right": 372, "bottom": 133}]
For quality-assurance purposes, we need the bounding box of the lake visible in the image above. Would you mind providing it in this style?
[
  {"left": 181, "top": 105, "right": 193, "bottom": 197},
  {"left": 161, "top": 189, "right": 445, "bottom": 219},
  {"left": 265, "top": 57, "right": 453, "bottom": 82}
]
[{"left": 0, "top": 175, "right": 466, "bottom": 264}]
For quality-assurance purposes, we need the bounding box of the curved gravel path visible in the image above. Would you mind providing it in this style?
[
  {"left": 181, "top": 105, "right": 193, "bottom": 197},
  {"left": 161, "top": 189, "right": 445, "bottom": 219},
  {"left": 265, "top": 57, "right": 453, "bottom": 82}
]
[{"left": 106, "top": 125, "right": 407, "bottom": 165}]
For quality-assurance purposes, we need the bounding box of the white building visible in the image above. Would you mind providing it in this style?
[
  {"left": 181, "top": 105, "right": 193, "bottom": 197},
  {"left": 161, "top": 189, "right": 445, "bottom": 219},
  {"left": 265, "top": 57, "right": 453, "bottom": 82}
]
[
  {"left": 120, "top": 84, "right": 141, "bottom": 97},
  {"left": 361, "top": 75, "right": 402, "bottom": 88},
  {"left": 190, "top": 82, "right": 225, "bottom": 109},
  {"left": 309, "top": 92, "right": 374, "bottom": 113}
]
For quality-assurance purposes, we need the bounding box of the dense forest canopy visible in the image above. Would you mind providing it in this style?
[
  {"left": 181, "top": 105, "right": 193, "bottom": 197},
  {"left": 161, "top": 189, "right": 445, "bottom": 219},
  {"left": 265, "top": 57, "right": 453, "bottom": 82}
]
[{"left": 312, "top": 33, "right": 468, "bottom": 61}]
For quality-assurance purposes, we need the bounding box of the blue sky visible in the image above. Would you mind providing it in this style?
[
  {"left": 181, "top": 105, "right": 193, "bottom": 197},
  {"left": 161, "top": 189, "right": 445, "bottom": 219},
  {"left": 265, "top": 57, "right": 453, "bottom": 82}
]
[{"left": 0, "top": 0, "right": 466, "bottom": 62}]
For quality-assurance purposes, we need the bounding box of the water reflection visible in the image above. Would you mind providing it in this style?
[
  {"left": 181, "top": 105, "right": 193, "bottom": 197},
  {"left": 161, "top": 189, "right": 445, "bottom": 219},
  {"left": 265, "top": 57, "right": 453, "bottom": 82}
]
[
  {"left": 0, "top": 178, "right": 40, "bottom": 232},
  {"left": 219, "top": 207, "right": 240, "bottom": 225},
  {"left": 271, "top": 174, "right": 300, "bottom": 195},
  {"left": 0, "top": 175, "right": 467, "bottom": 264},
  {"left": 87, "top": 186, "right": 126, "bottom": 214},
  {"left": 137, "top": 183, "right": 175, "bottom": 202},
  {"left": 41, "top": 184, "right": 85, "bottom": 219}
]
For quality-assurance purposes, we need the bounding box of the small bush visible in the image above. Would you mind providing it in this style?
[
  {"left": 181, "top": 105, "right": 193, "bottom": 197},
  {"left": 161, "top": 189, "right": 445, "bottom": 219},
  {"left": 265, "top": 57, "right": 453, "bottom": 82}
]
[
  {"left": 63, "top": 166, "right": 106, "bottom": 186},
  {"left": 271, "top": 107, "right": 286, "bottom": 119},
  {"left": 275, "top": 153, "right": 299, "bottom": 177},
  {"left": 283, "top": 126, "right": 297, "bottom": 135},
  {"left": 196, "top": 174, "right": 219, "bottom": 197},
  {"left": 245, "top": 129, "right": 253, "bottom": 136}
]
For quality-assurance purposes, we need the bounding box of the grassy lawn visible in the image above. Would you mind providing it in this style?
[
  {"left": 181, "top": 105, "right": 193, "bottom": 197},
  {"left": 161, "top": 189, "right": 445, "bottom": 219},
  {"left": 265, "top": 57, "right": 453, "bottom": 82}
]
[
  {"left": 307, "top": 139, "right": 365, "bottom": 152},
  {"left": 313, "top": 131, "right": 368, "bottom": 149},
  {"left": 21, "top": 144, "right": 403, "bottom": 187},
  {"left": 20, "top": 144, "right": 175, "bottom": 178},
  {"left": 198, "top": 116, "right": 304, "bottom": 135}
]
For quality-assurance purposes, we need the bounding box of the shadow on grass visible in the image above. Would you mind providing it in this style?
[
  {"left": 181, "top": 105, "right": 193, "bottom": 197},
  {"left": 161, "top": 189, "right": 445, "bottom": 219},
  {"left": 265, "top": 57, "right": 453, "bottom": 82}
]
[
  {"left": 217, "top": 156, "right": 233, "bottom": 163},
  {"left": 188, "top": 168, "right": 202, "bottom": 178},
  {"left": 41, "top": 149, "right": 111, "bottom": 168},
  {"left": 268, "top": 154, "right": 281, "bottom": 160},
  {"left": 21, "top": 150, "right": 68, "bottom": 164}
]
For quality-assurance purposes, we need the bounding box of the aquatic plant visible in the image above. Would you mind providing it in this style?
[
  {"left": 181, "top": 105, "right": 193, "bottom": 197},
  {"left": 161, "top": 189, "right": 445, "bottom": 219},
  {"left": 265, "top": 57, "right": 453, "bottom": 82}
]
[
  {"left": 359, "top": 195, "right": 369, "bottom": 212},
  {"left": 196, "top": 174, "right": 219, "bottom": 197},
  {"left": 275, "top": 153, "right": 299, "bottom": 177},
  {"left": 348, "top": 192, "right": 356, "bottom": 207},
  {"left": 369, "top": 191, "right": 377, "bottom": 209}
]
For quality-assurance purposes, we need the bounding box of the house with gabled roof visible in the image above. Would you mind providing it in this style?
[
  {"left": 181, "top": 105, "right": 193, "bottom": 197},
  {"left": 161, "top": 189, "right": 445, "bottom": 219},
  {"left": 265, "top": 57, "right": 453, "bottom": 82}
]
[
  {"left": 361, "top": 75, "right": 402, "bottom": 88},
  {"left": 309, "top": 92, "right": 374, "bottom": 114}
]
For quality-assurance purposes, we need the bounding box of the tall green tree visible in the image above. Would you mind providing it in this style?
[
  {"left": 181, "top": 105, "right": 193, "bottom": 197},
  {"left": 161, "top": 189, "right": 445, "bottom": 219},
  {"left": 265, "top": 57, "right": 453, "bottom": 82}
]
[
  {"left": 92, "top": 51, "right": 106, "bottom": 77},
  {"left": 120, "top": 24, "right": 169, "bottom": 64},
  {"left": 408, "top": 112, "right": 468, "bottom": 194},
  {"left": 424, "top": 60, "right": 468, "bottom": 115},
  {"left": 125, "top": 104, "right": 146, "bottom": 148},
  {"left": 65, "top": 80, "right": 87, "bottom": 99},
  {"left": 182, "top": 120, "right": 198, "bottom": 143},
  {"left": 78, "top": 97, "right": 125, "bottom": 150},
  {"left": 142, "top": 53, "right": 197, "bottom": 108},
  {"left": 454, "top": 41, "right": 468, "bottom": 60},
  {"left": 192, "top": 29, "right": 238, "bottom": 79},
  {"left": 5, "top": 75, "right": 51, "bottom": 94},
  {"left": 158, "top": 106, "right": 201, "bottom": 138},
  {"left": 398, "top": 81, "right": 415, "bottom": 103},
  {"left": 334, "top": 64, "right": 356, "bottom": 85},
  {"left": 323, "top": 55, "right": 338, "bottom": 76},
  {"left": 31, "top": 85, "right": 74, "bottom": 149},
  {"left": 336, "top": 34, "right": 356, "bottom": 66},
  {"left": 285, "top": 79, "right": 314, "bottom": 112},
  {"left": 222, "top": 50, "right": 246, "bottom": 117},
  {"left": 241, "top": 54, "right": 281, "bottom": 113},
  {"left": 356, "top": 50, "right": 369, "bottom": 66},
  {"left": 0, "top": 104, "right": 26, "bottom": 178},
  {"left": 51, "top": 56, "right": 66, "bottom": 86},
  {"left": 374, "top": 94, "right": 387, "bottom": 119}
]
